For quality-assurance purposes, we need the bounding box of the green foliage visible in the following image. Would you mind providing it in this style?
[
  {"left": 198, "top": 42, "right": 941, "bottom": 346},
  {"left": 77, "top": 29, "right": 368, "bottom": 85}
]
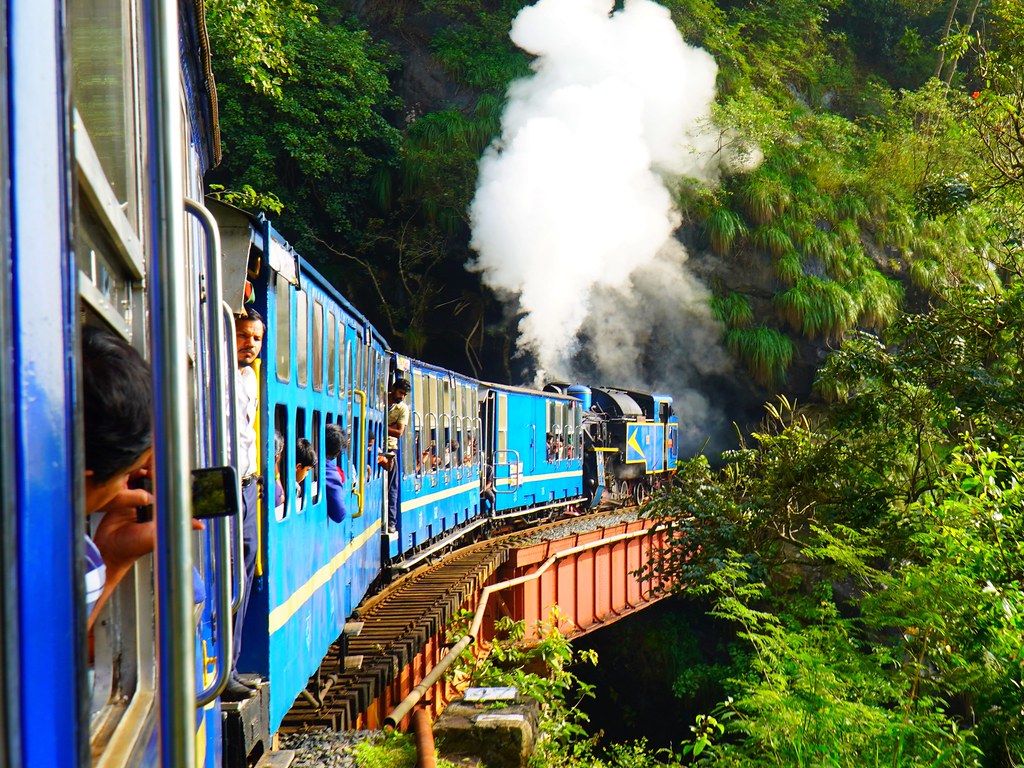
[
  {"left": 705, "top": 208, "right": 747, "bottom": 256},
  {"left": 447, "top": 611, "right": 600, "bottom": 766},
  {"left": 209, "top": 8, "right": 401, "bottom": 250},
  {"left": 204, "top": 0, "right": 317, "bottom": 98},
  {"left": 353, "top": 730, "right": 464, "bottom": 768},
  {"left": 774, "top": 276, "right": 859, "bottom": 341},
  {"left": 206, "top": 184, "right": 283, "bottom": 215},
  {"left": 710, "top": 292, "right": 753, "bottom": 329},
  {"left": 724, "top": 326, "right": 794, "bottom": 386},
  {"left": 430, "top": 3, "right": 530, "bottom": 92}
]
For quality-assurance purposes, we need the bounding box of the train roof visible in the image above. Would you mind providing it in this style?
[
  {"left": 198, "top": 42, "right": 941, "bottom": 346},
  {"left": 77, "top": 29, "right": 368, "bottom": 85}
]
[
  {"left": 393, "top": 354, "right": 479, "bottom": 384},
  {"left": 478, "top": 379, "right": 582, "bottom": 403}
]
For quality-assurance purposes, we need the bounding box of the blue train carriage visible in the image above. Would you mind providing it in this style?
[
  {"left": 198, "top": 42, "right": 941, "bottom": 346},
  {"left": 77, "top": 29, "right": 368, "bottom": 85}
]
[
  {"left": 481, "top": 383, "right": 586, "bottom": 518},
  {"left": 391, "top": 356, "right": 483, "bottom": 567},
  {"left": 214, "top": 206, "right": 388, "bottom": 734},
  {"left": 2, "top": 0, "right": 232, "bottom": 765}
]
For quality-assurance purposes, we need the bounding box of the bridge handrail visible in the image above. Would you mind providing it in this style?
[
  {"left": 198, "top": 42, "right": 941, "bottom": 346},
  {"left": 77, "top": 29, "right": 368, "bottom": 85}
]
[{"left": 382, "top": 524, "right": 664, "bottom": 729}]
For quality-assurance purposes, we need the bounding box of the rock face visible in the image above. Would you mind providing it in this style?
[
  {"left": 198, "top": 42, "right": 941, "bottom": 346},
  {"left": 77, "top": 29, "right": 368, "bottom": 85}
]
[{"left": 434, "top": 690, "right": 540, "bottom": 768}]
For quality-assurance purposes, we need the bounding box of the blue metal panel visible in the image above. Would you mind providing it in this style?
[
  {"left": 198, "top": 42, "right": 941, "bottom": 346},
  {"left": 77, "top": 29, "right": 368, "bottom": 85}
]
[
  {"left": 9, "top": 0, "right": 81, "bottom": 765},
  {"left": 491, "top": 389, "right": 583, "bottom": 512},
  {"left": 252, "top": 249, "right": 386, "bottom": 732},
  {"left": 394, "top": 359, "right": 481, "bottom": 557}
]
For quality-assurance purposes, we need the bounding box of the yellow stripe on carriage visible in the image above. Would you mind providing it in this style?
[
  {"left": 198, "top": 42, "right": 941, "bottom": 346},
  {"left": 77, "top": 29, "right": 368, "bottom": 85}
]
[
  {"left": 399, "top": 478, "right": 479, "bottom": 514},
  {"left": 495, "top": 469, "right": 580, "bottom": 487},
  {"left": 268, "top": 520, "right": 381, "bottom": 635}
]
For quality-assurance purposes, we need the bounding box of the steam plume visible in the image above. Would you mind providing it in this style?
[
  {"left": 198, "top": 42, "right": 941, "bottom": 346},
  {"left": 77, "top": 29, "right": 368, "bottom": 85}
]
[{"left": 469, "top": 0, "right": 736, "bottom": 452}]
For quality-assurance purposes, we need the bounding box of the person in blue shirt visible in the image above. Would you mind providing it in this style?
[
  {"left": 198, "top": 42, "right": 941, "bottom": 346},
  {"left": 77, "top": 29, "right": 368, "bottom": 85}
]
[{"left": 324, "top": 424, "right": 349, "bottom": 523}]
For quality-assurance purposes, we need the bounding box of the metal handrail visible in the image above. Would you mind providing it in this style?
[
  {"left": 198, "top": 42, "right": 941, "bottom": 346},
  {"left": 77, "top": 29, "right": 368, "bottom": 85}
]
[
  {"left": 424, "top": 412, "right": 439, "bottom": 483},
  {"left": 221, "top": 303, "right": 245, "bottom": 614},
  {"left": 493, "top": 449, "right": 522, "bottom": 492},
  {"left": 352, "top": 389, "right": 366, "bottom": 517},
  {"left": 145, "top": 0, "right": 195, "bottom": 758},
  {"left": 383, "top": 525, "right": 663, "bottom": 729},
  {"left": 184, "top": 200, "right": 233, "bottom": 706},
  {"left": 411, "top": 411, "right": 423, "bottom": 491}
]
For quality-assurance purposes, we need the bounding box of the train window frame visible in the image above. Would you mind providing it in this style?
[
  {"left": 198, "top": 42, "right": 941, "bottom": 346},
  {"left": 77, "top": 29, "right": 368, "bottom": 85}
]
[
  {"left": 295, "top": 289, "right": 308, "bottom": 389},
  {"left": 312, "top": 300, "right": 323, "bottom": 392},
  {"left": 275, "top": 277, "right": 291, "bottom": 383},
  {"left": 312, "top": 411, "right": 322, "bottom": 504},
  {"left": 69, "top": 0, "right": 143, "bottom": 232},
  {"left": 274, "top": 405, "right": 290, "bottom": 521},
  {"left": 296, "top": 407, "right": 308, "bottom": 512},
  {"left": 338, "top": 322, "right": 347, "bottom": 394},
  {"left": 326, "top": 311, "right": 336, "bottom": 394}
]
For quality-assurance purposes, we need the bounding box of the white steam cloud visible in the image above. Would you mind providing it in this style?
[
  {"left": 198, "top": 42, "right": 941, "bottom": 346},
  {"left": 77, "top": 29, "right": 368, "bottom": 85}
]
[{"left": 469, "top": 0, "right": 740, "bottom": 453}]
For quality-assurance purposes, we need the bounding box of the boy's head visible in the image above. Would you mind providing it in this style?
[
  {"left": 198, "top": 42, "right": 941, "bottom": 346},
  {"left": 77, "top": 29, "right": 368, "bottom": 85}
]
[
  {"left": 295, "top": 438, "right": 316, "bottom": 483},
  {"left": 325, "top": 424, "right": 348, "bottom": 461},
  {"left": 81, "top": 326, "right": 153, "bottom": 513}
]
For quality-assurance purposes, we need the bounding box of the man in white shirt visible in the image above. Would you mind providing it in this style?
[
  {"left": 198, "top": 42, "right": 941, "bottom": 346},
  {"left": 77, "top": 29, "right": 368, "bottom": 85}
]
[
  {"left": 227, "top": 308, "right": 264, "bottom": 701},
  {"left": 385, "top": 378, "right": 411, "bottom": 534}
]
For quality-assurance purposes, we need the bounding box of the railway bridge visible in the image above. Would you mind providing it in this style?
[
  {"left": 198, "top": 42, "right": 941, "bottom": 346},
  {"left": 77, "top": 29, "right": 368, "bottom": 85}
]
[{"left": 279, "top": 508, "right": 669, "bottom": 734}]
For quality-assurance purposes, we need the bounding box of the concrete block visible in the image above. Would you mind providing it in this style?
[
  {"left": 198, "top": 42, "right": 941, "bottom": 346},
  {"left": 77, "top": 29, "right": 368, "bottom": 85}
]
[{"left": 434, "top": 694, "right": 540, "bottom": 768}]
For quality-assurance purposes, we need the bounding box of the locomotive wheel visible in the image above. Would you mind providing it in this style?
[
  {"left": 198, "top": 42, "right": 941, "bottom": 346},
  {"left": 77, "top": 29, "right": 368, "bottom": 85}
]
[
  {"left": 633, "top": 482, "right": 649, "bottom": 506},
  {"left": 617, "top": 481, "right": 630, "bottom": 504}
]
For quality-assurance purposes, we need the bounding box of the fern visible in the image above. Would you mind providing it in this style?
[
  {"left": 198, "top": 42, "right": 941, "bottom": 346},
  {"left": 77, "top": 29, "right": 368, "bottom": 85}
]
[
  {"left": 753, "top": 225, "right": 794, "bottom": 258},
  {"left": 775, "top": 276, "right": 858, "bottom": 341},
  {"left": 711, "top": 292, "right": 755, "bottom": 328},
  {"left": 707, "top": 208, "right": 747, "bottom": 255},
  {"left": 726, "top": 325, "right": 795, "bottom": 386},
  {"left": 774, "top": 251, "right": 804, "bottom": 285}
]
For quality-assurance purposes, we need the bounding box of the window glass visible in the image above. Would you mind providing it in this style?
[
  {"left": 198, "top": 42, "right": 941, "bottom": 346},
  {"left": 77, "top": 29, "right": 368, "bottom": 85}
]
[
  {"left": 339, "top": 324, "right": 348, "bottom": 394},
  {"left": 327, "top": 311, "right": 336, "bottom": 394},
  {"left": 312, "top": 411, "right": 322, "bottom": 503},
  {"left": 70, "top": 0, "right": 138, "bottom": 221},
  {"left": 296, "top": 290, "right": 308, "bottom": 388},
  {"left": 274, "top": 405, "right": 289, "bottom": 521},
  {"left": 296, "top": 408, "right": 308, "bottom": 511},
  {"left": 313, "top": 300, "right": 323, "bottom": 392},
  {"left": 275, "top": 277, "right": 290, "bottom": 382}
]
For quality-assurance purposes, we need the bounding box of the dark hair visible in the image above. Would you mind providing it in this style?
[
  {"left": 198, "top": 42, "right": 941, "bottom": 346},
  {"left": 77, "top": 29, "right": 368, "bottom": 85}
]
[
  {"left": 392, "top": 377, "right": 411, "bottom": 394},
  {"left": 274, "top": 429, "right": 285, "bottom": 457},
  {"left": 81, "top": 326, "right": 153, "bottom": 483},
  {"left": 295, "top": 438, "right": 316, "bottom": 468},
  {"left": 325, "top": 423, "right": 348, "bottom": 459},
  {"left": 235, "top": 306, "right": 264, "bottom": 327}
]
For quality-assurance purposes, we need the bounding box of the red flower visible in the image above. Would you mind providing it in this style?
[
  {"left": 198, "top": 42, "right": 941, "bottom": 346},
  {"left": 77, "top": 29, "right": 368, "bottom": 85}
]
[{"left": 971, "top": 91, "right": 981, "bottom": 99}]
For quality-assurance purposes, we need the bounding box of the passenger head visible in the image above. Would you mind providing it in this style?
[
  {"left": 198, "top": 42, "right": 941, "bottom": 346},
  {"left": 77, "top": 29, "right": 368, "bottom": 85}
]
[
  {"left": 325, "top": 424, "right": 348, "bottom": 461},
  {"left": 234, "top": 307, "right": 264, "bottom": 367},
  {"left": 295, "top": 438, "right": 316, "bottom": 483},
  {"left": 80, "top": 326, "right": 153, "bottom": 512},
  {"left": 390, "top": 378, "right": 411, "bottom": 401}
]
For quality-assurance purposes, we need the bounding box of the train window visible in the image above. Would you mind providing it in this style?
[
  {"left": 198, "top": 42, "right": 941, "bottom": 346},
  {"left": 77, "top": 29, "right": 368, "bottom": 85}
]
[
  {"left": 276, "top": 277, "right": 290, "bottom": 383},
  {"left": 313, "top": 300, "right": 323, "bottom": 392},
  {"left": 296, "top": 290, "right": 308, "bottom": 388},
  {"left": 274, "top": 405, "right": 289, "bottom": 521},
  {"left": 339, "top": 324, "right": 347, "bottom": 394},
  {"left": 356, "top": 338, "right": 364, "bottom": 396},
  {"left": 312, "top": 411, "right": 322, "bottom": 503},
  {"left": 402, "top": 410, "right": 415, "bottom": 476},
  {"left": 497, "top": 394, "right": 508, "bottom": 456},
  {"left": 327, "top": 311, "right": 336, "bottom": 394},
  {"left": 296, "top": 408, "right": 308, "bottom": 511},
  {"left": 69, "top": 0, "right": 140, "bottom": 224},
  {"left": 343, "top": 337, "right": 353, "bottom": 429}
]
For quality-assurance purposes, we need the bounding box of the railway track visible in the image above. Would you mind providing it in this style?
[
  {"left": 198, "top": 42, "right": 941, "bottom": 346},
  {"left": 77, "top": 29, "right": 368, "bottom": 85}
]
[{"left": 280, "top": 506, "right": 643, "bottom": 733}]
